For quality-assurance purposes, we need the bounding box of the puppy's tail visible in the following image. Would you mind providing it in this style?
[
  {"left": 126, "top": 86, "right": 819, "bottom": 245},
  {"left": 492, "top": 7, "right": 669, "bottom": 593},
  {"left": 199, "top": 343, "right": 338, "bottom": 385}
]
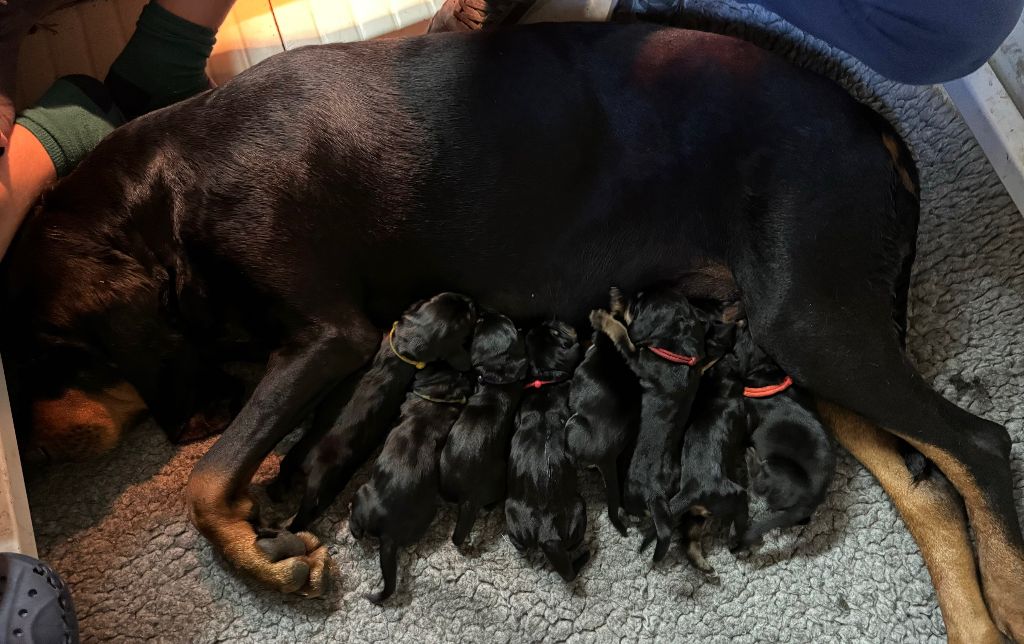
[
  {"left": 452, "top": 502, "right": 479, "bottom": 547},
  {"left": 651, "top": 497, "right": 675, "bottom": 563},
  {"left": 366, "top": 538, "right": 399, "bottom": 605}
]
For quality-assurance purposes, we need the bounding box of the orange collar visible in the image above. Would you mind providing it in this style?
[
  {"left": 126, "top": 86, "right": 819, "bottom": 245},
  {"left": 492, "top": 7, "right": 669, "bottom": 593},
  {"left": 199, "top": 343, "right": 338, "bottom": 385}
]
[{"left": 743, "top": 376, "right": 794, "bottom": 398}]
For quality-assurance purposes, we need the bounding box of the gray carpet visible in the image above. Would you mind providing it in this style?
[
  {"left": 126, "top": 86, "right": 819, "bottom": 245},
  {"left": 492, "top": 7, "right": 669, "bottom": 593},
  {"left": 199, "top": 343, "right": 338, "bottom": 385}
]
[{"left": 25, "top": 2, "right": 1024, "bottom": 641}]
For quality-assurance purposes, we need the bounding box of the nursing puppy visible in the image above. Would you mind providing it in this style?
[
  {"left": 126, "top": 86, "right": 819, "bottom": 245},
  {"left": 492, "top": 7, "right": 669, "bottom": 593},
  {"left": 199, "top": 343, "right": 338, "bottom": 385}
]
[
  {"left": 440, "top": 312, "right": 529, "bottom": 547},
  {"left": 590, "top": 287, "right": 709, "bottom": 562},
  {"left": 566, "top": 293, "right": 642, "bottom": 537},
  {"left": 281, "top": 292, "right": 476, "bottom": 529},
  {"left": 734, "top": 328, "right": 836, "bottom": 549},
  {"left": 664, "top": 323, "right": 748, "bottom": 577},
  {"left": 349, "top": 366, "right": 474, "bottom": 604},
  {"left": 505, "top": 321, "right": 588, "bottom": 581}
]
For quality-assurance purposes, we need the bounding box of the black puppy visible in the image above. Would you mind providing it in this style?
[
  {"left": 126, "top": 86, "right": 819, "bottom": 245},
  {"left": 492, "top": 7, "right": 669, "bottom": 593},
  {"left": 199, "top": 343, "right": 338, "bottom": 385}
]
[
  {"left": 440, "top": 311, "right": 529, "bottom": 547},
  {"left": 734, "top": 328, "right": 836, "bottom": 549},
  {"left": 566, "top": 291, "right": 641, "bottom": 537},
  {"left": 505, "top": 320, "right": 588, "bottom": 581},
  {"left": 663, "top": 322, "right": 748, "bottom": 578},
  {"left": 349, "top": 366, "right": 474, "bottom": 604},
  {"left": 590, "top": 287, "right": 709, "bottom": 562},
  {"left": 281, "top": 292, "right": 476, "bottom": 529}
]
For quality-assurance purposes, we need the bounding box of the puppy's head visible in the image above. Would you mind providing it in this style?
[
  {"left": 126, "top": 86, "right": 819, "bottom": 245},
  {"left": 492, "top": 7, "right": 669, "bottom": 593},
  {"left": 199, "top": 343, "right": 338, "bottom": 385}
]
[
  {"left": 525, "top": 321, "right": 581, "bottom": 380},
  {"left": 394, "top": 292, "right": 477, "bottom": 370},
  {"left": 470, "top": 312, "right": 528, "bottom": 384},
  {"left": 412, "top": 366, "right": 474, "bottom": 401},
  {"left": 624, "top": 288, "right": 708, "bottom": 361}
]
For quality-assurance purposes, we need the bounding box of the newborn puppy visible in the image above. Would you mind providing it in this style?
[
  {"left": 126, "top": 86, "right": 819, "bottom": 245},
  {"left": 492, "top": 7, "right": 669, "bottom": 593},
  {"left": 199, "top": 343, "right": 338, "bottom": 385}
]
[
  {"left": 279, "top": 292, "right": 476, "bottom": 529},
  {"left": 734, "top": 328, "right": 836, "bottom": 549},
  {"left": 665, "top": 321, "right": 748, "bottom": 578},
  {"left": 349, "top": 367, "right": 474, "bottom": 604},
  {"left": 440, "top": 311, "right": 529, "bottom": 547},
  {"left": 590, "top": 287, "right": 709, "bottom": 562},
  {"left": 505, "top": 320, "right": 588, "bottom": 581},
  {"left": 566, "top": 293, "right": 641, "bottom": 536}
]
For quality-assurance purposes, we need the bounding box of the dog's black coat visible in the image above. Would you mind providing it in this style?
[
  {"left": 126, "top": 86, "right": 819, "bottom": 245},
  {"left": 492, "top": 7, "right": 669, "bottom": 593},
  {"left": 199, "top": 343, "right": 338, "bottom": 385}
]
[
  {"left": 735, "top": 328, "right": 836, "bottom": 549},
  {"left": 667, "top": 329, "right": 748, "bottom": 575},
  {"left": 566, "top": 329, "right": 641, "bottom": 536},
  {"left": 505, "top": 321, "right": 588, "bottom": 581},
  {"left": 440, "top": 311, "right": 528, "bottom": 546},
  {"left": 591, "top": 288, "right": 708, "bottom": 562},
  {"left": 279, "top": 293, "right": 476, "bottom": 529},
  {"left": 349, "top": 366, "right": 474, "bottom": 604},
  {"left": 11, "top": 24, "right": 1022, "bottom": 637}
]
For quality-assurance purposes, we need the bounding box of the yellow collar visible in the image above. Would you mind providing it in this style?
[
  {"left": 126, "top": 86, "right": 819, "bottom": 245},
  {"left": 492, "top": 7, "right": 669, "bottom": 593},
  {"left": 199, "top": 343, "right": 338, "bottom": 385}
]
[
  {"left": 412, "top": 390, "right": 468, "bottom": 405},
  {"left": 389, "top": 321, "right": 426, "bottom": 369}
]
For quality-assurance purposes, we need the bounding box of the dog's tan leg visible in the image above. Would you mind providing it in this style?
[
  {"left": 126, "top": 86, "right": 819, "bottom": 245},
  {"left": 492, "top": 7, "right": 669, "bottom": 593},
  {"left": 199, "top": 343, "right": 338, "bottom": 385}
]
[
  {"left": 903, "top": 438, "right": 1024, "bottom": 642},
  {"left": 819, "top": 402, "right": 1002, "bottom": 644},
  {"left": 590, "top": 309, "right": 635, "bottom": 353}
]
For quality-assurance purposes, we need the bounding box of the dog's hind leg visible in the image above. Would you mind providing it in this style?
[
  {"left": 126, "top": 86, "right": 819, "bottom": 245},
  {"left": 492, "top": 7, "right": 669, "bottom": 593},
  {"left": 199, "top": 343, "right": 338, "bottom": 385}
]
[
  {"left": 367, "top": 538, "right": 399, "bottom": 605},
  {"left": 682, "top": 515, "right": 716, "bottom": 579},
  {"left": 820, "top": 404, "right": 1001, "bottom": 644},
  {"left": 599, "top": 458, "right": 628, "bottom": 537},
  {"left": 452, "top": 502, "right": 479, "bottom": 547},
  {"left": 790, "top": 338, "right": 1023, "bottom": 641},
  {"left": 740, "top": 206, "right": 1022, "bottom": 639}
]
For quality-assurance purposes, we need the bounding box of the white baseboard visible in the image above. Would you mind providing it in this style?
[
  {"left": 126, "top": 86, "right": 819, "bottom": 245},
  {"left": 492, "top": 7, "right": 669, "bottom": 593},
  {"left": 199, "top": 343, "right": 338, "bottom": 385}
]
[
  {"left": 0, "top": 357, "right": 36, "bottom": 557},
  {"left": 944, "top": 15, "right": 1024, "bottom": 217}
]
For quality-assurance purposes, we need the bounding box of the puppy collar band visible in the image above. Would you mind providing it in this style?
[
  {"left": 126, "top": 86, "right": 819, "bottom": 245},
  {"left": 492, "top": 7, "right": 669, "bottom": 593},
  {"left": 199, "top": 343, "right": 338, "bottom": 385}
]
[
  {"left": 389, "top": 321, "right": 426, "bottom": 369},
  {"left": 647, "top": 346, "right": 698, "bottom": 366},
  {"left": 524, "top": 379, "right": 560, "bottom": 389},
  {"left": 412, "top": 390, "right": 467, "bottom": 405},
  {"left": 743, "top": 376, "right": 794, "bottom": 398}
]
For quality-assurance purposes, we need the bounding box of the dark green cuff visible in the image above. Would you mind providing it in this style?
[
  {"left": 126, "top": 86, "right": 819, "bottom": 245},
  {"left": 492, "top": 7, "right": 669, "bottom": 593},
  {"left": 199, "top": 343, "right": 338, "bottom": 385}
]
[
  {"left": 15, "top": 75, "right": 124, "bottom": 177},
  {"left": 105, "top": 1, "right": 217, "bottom": 119}
]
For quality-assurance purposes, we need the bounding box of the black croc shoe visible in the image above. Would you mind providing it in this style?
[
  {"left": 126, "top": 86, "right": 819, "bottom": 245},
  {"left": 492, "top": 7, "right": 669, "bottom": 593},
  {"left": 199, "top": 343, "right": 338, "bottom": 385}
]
[
  {"left": 427, "top": 0, "right": 539, "bottom": 32},
  {"left": 0, "top": 553, "right": 79, "bottom": 644}
]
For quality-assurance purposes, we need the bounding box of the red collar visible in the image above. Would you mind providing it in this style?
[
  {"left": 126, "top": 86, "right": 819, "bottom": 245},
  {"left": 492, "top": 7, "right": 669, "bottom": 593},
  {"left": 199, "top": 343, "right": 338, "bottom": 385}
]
[
  {"left": 743, "top": 376, "right": 794, "bottom": 398},
  {"left": 647, "top": 346, "right": 698, "bottom": 366},
  {"left": 524, "top": 379, "right": 558, "bottom": 390}
]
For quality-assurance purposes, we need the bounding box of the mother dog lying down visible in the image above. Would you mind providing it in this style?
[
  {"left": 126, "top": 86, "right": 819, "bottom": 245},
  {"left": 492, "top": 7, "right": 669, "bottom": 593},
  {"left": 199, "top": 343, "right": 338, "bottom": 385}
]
[{"left": 2, "top": 21, "right": 1021, "bottom": 642}]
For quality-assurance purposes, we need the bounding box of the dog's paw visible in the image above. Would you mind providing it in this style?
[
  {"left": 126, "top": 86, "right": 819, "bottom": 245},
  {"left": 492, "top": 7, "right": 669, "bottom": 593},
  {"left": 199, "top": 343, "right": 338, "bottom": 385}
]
[
  {"left": 609, "top": 286, "right": 626, "bottom": 316},
  {"left": 589, "top": 308, "right": 611, "bottom": 332}
]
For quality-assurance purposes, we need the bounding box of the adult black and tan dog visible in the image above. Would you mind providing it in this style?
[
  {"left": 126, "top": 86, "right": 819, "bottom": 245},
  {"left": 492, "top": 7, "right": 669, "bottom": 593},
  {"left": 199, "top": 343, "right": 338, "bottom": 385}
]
[{"left": 2, "top": 21, "right": 1020, "bottom": 641}]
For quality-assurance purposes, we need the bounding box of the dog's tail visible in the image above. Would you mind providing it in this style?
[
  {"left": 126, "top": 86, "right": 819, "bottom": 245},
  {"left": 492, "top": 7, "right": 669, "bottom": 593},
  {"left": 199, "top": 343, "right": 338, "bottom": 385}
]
[{"left": 452, "top": 502, "right": 478, "bottom": 547}]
